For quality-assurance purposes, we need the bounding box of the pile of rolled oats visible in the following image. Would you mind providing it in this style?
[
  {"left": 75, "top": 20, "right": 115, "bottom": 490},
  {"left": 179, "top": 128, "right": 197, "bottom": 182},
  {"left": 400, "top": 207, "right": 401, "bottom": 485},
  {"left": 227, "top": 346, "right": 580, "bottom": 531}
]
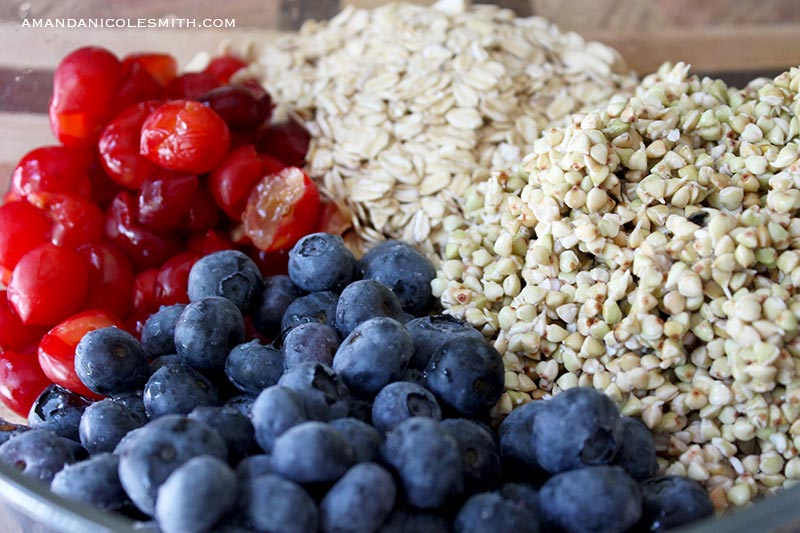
[
  {"left": 238, "top": 0, "right": 636, "bottom": 255},
  {"left": 435, "top": 62, "right": 800, "bottom": 509}
]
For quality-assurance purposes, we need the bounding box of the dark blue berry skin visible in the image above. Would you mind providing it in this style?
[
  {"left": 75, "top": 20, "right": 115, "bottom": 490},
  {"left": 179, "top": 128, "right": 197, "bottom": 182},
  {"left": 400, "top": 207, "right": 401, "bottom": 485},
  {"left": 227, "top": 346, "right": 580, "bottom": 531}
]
[
  {"left": 638, "top": 475, "right": 714, "bottom": 532},
  {"left": 149, "top": 354, "right": 181, "bottom": 375},
  {"left": 334, "top": 280, "right": 405, "bottom": 337},
  {"left": 225, "top": 340, "right": 284, "bottom": 395},
  {"left": 372, "top": 381, "right": 441, "bottom": 434},
  {"left": 288, "top": 232, "right": 357, "bottom": 293},
  {"left": 141, "top": 305, "right": 186, "bottom": 358},
  {"left": 236, "top": 454, "right": 273, "bottom": 480},
  {"left": 79, "top": 398, "right": 146, "bottom": 454},
  {"left": 399, "top": 367, "right": 427, "bottom": 387},
  {"left": 277, "top": 362, "right": 350, "bottom": 421},
  {"left": 0, "top": 429, "right": 79, "bottom": 483},
  {"left": 424, "top": 336, "right": 504, "bottom": 418},
  {"left": 380, "top": 417, "right": 464, "bottom": 509},
  {"left": 251, "top": 275, "right": 302, "bottom": 337},
  {"left": 498, "top": 401, "right": 547, "bottom": 482},
  {"left": 110, "top": 391, "right": 148, "bottom": 425},
  {"left": 117, "top": 414, "right": 228, "bottom": 516},
  {"left": 321, "top": 462, "right": 396, "bottom": 533},
  {"left": 143, "top": 363, "right": 220, "bottom": 419},
  {"left": 189, "top": 406, "right": 257, "bottom": 464},
  {"left": 614, "top": 416, "right": 658, "bottom": 481},
  {"left": 540, "top": 466, "right": 641, "bottom": 533},
  {"left": 174, "top": 296, "right": 246, "bottom": 372},
  {"left": 251, "top": 386, "right": 307, "bottom": 453},
  {"left": 347, "top": 398, "right": 374, "bottom": 424},
  {"left": 28, "top": 384, "right": 91, "bottom": 441},
  {"left": 533, "top": 387, "right": 623, "bottom": 474},
  {"left": 0, "top": 419, "right": 28, "bottom": 446},
  {"left": 358, "top": 240, "right": 436, "bottom": 315},
  {"left": 74, "top": 326, "right": 149, "bottom": 396},
  {"left": 50, "top": 453, "right": 127, "bottom": 511},
  {"left": 333, "top": 317, "right": 414, "bottom": 397},
  {"left": 381, "top": 509, "right": 450, "bottom": 533},
  {"left": 187, "top": 250, "right": 264, "bottom": 313},
  {"left": 155, "top": 455, "right": 237, "bottom": 533},
  {"left": 405, "top": 315, "right": 485, "bottom": 370},
  {"left": 281, "top": 290, "right": 339, "bottom": 332},
  {"left": 441, "top": 419, "right": 501, "bottom": 494},
  {"left": 271, "top": 421, "right": 356, "bottom": 484},
  {"left": 454, "top": 490, "right": 540, "bottom": 533},
  {"left": 225, "top": 394, "right": 256, "bottom": 416},
  {"left": 329, "top": 418, "right": 383, "bottom": 463},
  {"left": 282, "top": 322, "right": 340, "bottom": 369},
  {"left": 240, "top": 474, "right": 319, "bottom": 533}
]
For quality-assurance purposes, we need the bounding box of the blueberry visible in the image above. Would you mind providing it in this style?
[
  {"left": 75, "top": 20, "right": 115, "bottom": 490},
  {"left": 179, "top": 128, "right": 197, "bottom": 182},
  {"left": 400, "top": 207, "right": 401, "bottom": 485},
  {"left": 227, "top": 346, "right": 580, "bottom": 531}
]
[
  {"left": 109, "top": 391, "right": 148, "bottom": 424},
  {"left": 639, "top": 475, "right": 714, "bottom": 532},
  {"left": 0, "top": 419, "right": 28, "bottom": 446},
  {"left": 51, "top": 453, "right": 127, "bottom": 511},
  {"left": 225, "top": 394, "right": 256, "bottom": 417},
  {"left": 614, "top": 416, "right": 658, "bottom": 481},
  {"left": 28, "top": 384, "right": 91, "bottom": 441},
  {"left": 251, "top": 275, "right": 302, "bottom": 337},
  {"left": 174, "top": 296, "right": 246, "bottom": 372},
  {"left": 0, "top": 429, "right": 79, "bottom": 483},
  {"left": 380, "top": 417, "right": 464, "bottom": 509},
  {"left": 282, "top": 322, "right": 340, "bottom": 369},
  {"left": 281, "top": 290, "right": 339, "bottom": 331},
  {"left": 454, "top": 490, "right": 539, "bottom": 533},
  {"left": 236, "top": 454, "right": 274, "bottom": 480},
  {"left": 143, "top": 363, "right": 220, "bottom": 419},
  {"left": 240, "top": 474, "right": 319, "bottom": 533},
  {"left": 441, "top": 418, "right": 501, "bottom": 493},
  {"left": 372, "top": 381, "right": 441, "bottom": 434},
  {"left": 380, "top": 509, "right": 450, "bottom": 533},
  {"left": 498, "top": 401, "right": 547, "bottom": 482},
  {"left": 271, "top": 421, "right": 355, "bottom": 484},
  {"left": 288, "top": 232, "right": 357, "bottom": 292},
  {"left": 334, "top": 280, "right": 405, "bottom": 337},
  {"left": 141, "top": 304, "right": 186, "bottom": 358},
  {"left": 540, "top": 466, "right": 641, "bottom": 533},
  {"left": 277, "top": 362, "right": 350, "bottom": 421},
  {"left": 225, "top": 340, "right": 284, "bottom": 395},
  {"left": 399, "top": 367, "right": 427, "bottom": 387},
  {"left": 189, "top": 406, "right": 257, "bottom": 464},
  {"left": 321, "top": 462, "right": 396, "bottom": 533},
  {"left": 79, "top": 398, "right": 146, "bottom": 454},
  {"left": 149, "top": 354, "right": 181, "bottom": 375},
  {"left": 75, "top": 326, "right": 148, "bottom": 396},
  {"left": 424, "top": 336, "right": 504, "bottom": 417},
  {"left": 155, "top": 455, "right": 237, "bottom": 533},
  {"left": 117, "top": 414, "right": 228, "bottom": 516},
  {"left": 187, "top": 250, "right": 264, "bottom": 312},
  {"left": 329, "top": 418, "right": 383, "bottom": 463},
  {"left": 405, "top": 315, "right": 485, "bottom": 370},
  {"left": 358, "top": 240, "right": 436, "bottom": 315},
  {"left": 533, "top": 387, "right": 623, "bottom": 474},
  {"left": 333, "top": 317, "right": 413, "bottom": 397},
  {"left": 251, "top": 386, "right": 307, "bottom": 452},
  {"left": 347, "top": 398, "right": 374, "bottom": 424}
]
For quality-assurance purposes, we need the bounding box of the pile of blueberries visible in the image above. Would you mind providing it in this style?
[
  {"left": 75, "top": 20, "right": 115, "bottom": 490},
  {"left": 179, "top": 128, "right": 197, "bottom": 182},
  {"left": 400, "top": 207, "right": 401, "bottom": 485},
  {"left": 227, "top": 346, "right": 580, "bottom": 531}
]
[{"left": 0, "top": 233, "right": 714, "bottom": 533}]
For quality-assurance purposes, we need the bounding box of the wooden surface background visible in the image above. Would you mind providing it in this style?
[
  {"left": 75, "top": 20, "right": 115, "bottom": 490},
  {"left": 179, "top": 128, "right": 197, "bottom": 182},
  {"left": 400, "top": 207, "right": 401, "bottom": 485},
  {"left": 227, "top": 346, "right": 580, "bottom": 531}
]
[{"left": 1, "top": 0, "right": 800, "bottom": 187}]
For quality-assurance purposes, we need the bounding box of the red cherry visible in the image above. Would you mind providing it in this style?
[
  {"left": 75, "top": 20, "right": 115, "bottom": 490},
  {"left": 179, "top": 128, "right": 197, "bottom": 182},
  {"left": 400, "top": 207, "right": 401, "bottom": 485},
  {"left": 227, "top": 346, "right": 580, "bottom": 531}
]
[
  {"left": 98, "top": 100, "right": 161, "bottom": 190},
  {"left": 187, "top": 230, "right": 236, "bottom": 255},
  {"left": 256, "top": 118, "right": 310, "bottom": 168},
  {"left": 113, "top": 61, "right": 164, "bottom": 114},
  {"left": 28, "top": 192, "right": 105, "bottom": 249},
  {"left": 154, "top": 251, "right": 200, "bottom": 307},
  {"left": 165, "top": 72, "right": 220, "bottom": 100},
  {"left": 209, "top": 145, "right": 270, "bottom": 220},
  {"left": 197, "top": 82, "right": 273, "bottom": 130},
  {"left": 204, "top": 55, "right": 248, "bottom": 84},
  {"left": 0, "top": 290, "right": 47, "bottom": 352},
  {"left": 122, "top": 53, "right": 178, "bottom": 86},
  {"left": 76, "top": 242, "right": 134, "bottom": 319},
  {"left": 0, "top": 201, "right": 52, "bottom": 273},
  {"left": 137, "top": 172, "right": 199, "bottom": 232},
  {"left": 10, "top": 145, "right": 92, "bottom": 200},
  {"left": 186, "top": 183, "right": 221, "bottom": 233},
  {"left": 0, "top": 348, "right": 52, "bottom": 418},
  {"left": 132, "top": 268, "right": 159, "bottom": 317}
]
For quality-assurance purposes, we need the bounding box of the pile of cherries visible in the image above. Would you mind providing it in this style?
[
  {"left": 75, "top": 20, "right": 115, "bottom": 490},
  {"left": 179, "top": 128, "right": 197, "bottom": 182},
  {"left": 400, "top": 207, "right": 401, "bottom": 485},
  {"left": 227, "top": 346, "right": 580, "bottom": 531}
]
[{"left": 0, "top": 46, "right": 343, "bottom": 418}]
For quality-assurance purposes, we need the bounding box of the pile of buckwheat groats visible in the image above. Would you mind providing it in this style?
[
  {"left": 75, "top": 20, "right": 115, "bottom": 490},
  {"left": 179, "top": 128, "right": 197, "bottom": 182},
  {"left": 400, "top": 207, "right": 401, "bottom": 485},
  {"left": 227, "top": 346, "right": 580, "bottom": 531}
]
[
  {"left": 434, "top": 61, "right": 800, "bottom": 510},
  {"left": 234, "top": 0, "right": 637, "bottom": 255}
]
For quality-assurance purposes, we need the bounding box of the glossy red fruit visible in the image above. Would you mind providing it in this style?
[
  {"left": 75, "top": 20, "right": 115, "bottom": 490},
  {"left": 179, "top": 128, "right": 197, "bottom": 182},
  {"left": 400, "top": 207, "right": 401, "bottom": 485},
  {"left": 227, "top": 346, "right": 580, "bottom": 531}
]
[
  {"left": 0, "top": 348, "right": 52, "bottom": 417},
  {"left": 87, "top": 156, "right": 121, "bottom": 209},
  {"left": 204, "top": 55, "right": 248, "bottom": 83},
  {"left": 98, "top": 100, "right": 161, "bottom": 190},
  {"left": 131, "top": 268, "right": 159, "bottom": 316},
  {"left": 154, "top": 252, "right": 200, "bottom": 307},
  {"left": 198, "top": 81, "right": 272, "bottom": 130},
  {"left": 165, "top": 72, "right": 220, "bottom": 100},
  {"left": 7, "top": 244, "right": 89, "bottom": 326},
  {"left": 0, "top": 290, "right": 47, "bottom": 352},
  {"left": 137, "top": 172, "right": 199, "bottom": 231},
  {"left": 38, "top": 310, "right": 120, "bottom": 399},
  {"left": 0, "top": 201, "right": 52, "bottom": 273},
  {"left": 187, "top": 230, "right": 236, "bottom": 255},
  {"left": 209, "top": 145, "right": 282, "bottom": 219},
  {"left": 9, "top": 145, "right": 92, "bottom": 200},
  {"left": 113, "top": 62, "right": 163, "bottom": 115},
  {"left": 76, "top": 243, "right": 134, "bottom": 319},
  {"left": 122, "top": 53, "right": 178, "bottom": 86},
  {"left": 49, "top": 46, "right": 122, "bottom": 146},
  {"left": 314, "top": 198, "right": 354, "bottom": 236},
  {"left": 104, "top": 191, "right": 183, "bottom": 271},
  {"left": 256, "top": 118, "right": 311, "bottom": 167},
  {"left": 140, "top": 100, "right": 231, "bottom": 174},
  {"left": 243, "top": 167, "right": 320, "bottom": 252},
  {"left": 28, "top": 192, "right": 104, "bottom": 249},
  {"left": 186, "top": 184, "right": 221, "bottom": 232},
  {"left": 249, "top": 247, "right": 290, "bottom": 277}
]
